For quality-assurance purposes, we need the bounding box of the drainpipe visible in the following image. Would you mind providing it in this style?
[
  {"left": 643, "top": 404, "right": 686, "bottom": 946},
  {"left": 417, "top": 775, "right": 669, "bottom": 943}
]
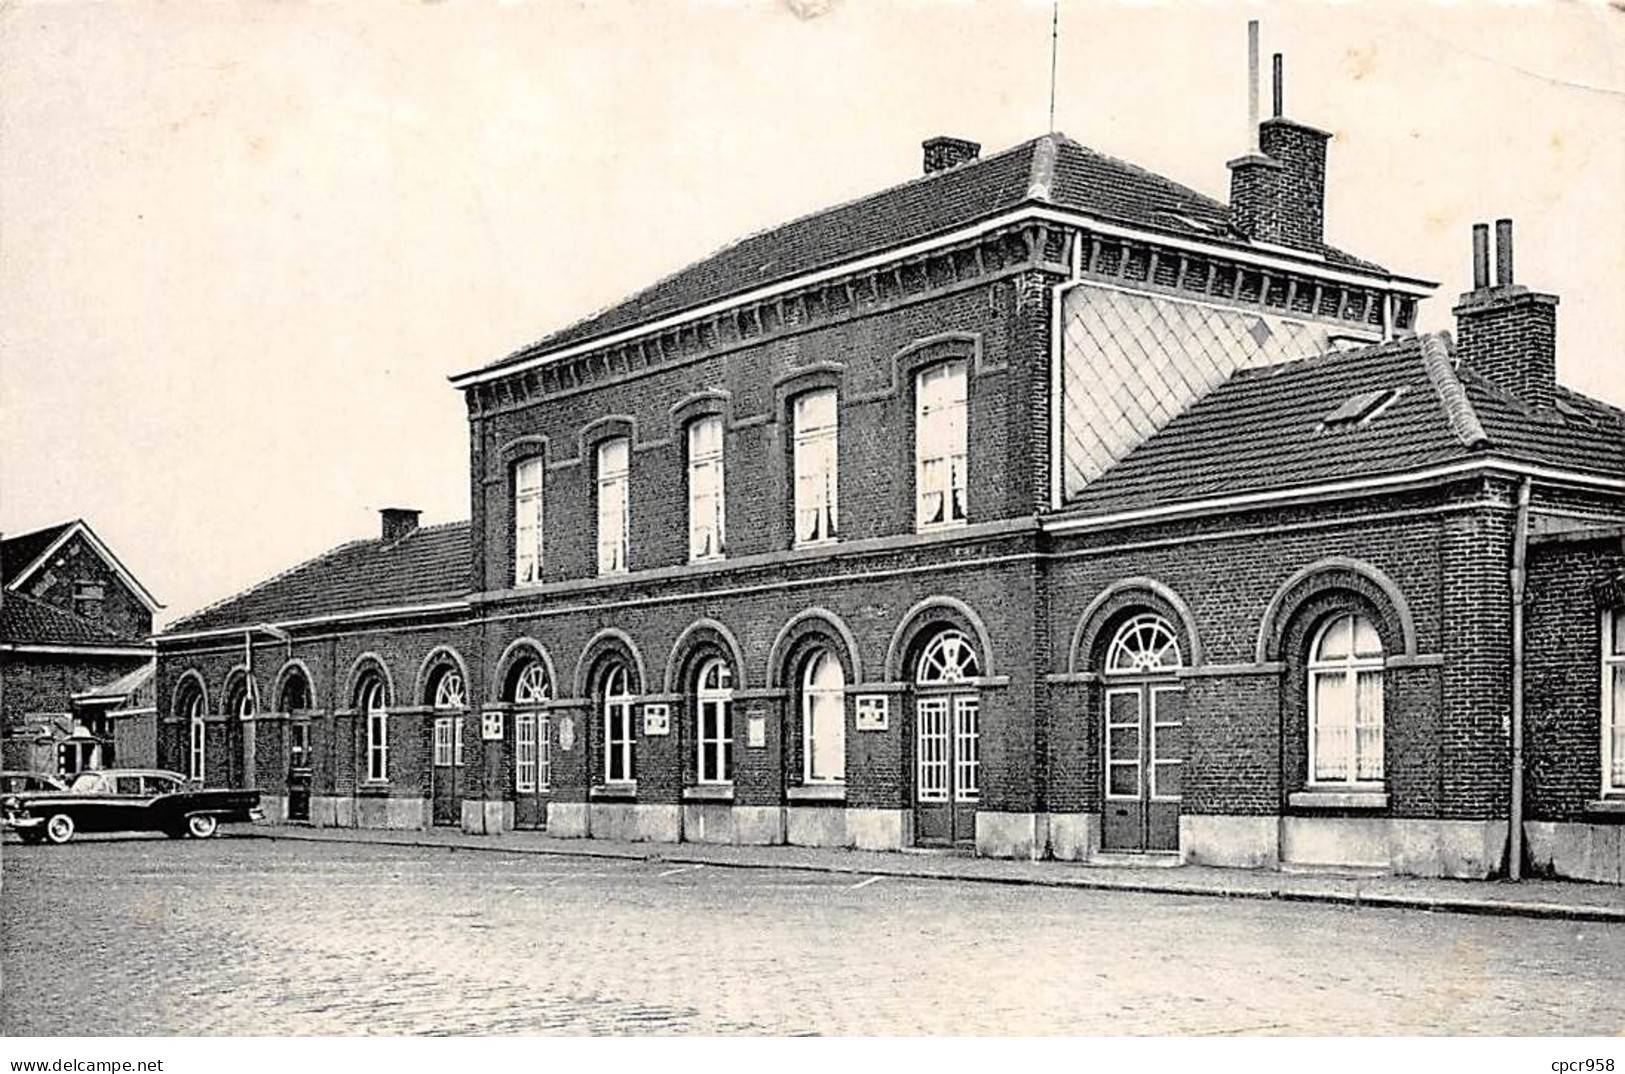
[{"left": 1508, "top": 477, "right": 1532, "bottom": 880}]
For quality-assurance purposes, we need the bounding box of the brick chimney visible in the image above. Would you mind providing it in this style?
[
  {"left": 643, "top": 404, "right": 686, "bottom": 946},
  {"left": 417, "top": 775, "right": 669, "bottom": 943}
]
[
  {"left": 923, "top": 136, "right": 980, "bottom": 175},
  {"left": 380, "top": 508, "right": 420, "bottom": 542},
  {"left": 1227, "top": 47, "right": 1330, "bottom": 250},
  {"left": 1453, "top": 218, "right": 1559, "bottom": 410}
]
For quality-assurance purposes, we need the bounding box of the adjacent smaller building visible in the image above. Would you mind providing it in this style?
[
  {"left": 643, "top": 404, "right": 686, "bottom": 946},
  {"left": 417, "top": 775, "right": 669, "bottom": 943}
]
[{"left": 0, "top": 520, "right": 159, "bottom": 775}]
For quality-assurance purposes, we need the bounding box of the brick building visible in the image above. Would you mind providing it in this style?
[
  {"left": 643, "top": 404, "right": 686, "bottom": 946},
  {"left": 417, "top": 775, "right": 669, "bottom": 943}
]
[
  {"left": 1, "top": 520, "right": 159, "bottom": 775},
  {"left": 154, "top": 94, "right": 1625, "bottom": 881}
]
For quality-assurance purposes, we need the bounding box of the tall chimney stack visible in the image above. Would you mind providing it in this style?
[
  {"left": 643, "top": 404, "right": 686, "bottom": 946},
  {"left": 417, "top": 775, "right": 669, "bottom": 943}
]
[
  {"left": 1227, "top": 29, "right": 1330, "bottom": 251},
  {"left": 1453, "top": 219, "right": 1558, "bottom": 410}
]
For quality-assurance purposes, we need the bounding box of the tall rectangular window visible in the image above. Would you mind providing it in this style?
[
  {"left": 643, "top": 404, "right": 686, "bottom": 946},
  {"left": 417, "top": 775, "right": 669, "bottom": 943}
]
[
  {"left": 687, "top": 416, "right": 726, "bottom": 561},
  {"left": 915, "top": 361, "right": 968, "bottom": 530},
  {"left": 513, "top": 457, "right": 544, "bottom": 587},
  {"left": 596, "top": 437, "right": 630, "bottom": 575},
  {"left": 793, "top": 389, "right": 839, "bottom": 545},
  {"left": 1606, "top": 611, "right": 1625, "bottom": 795},
  {"left": 515, "top": 712, "right": 537, "bottom": 793}
]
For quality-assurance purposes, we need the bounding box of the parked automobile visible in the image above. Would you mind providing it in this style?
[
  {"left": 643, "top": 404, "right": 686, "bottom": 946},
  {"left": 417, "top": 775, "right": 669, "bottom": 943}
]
[
  {"left": 0, "top": 771, "right": 67, "bottom": 795},
  {"left": 1, "top": 769, "right": 261, "bottom": 845}
]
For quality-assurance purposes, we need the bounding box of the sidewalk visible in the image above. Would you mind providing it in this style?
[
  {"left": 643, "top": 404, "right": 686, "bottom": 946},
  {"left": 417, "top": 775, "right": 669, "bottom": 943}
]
[{"left": 237, "top": 822, "right": 1625, "bottom": 923}]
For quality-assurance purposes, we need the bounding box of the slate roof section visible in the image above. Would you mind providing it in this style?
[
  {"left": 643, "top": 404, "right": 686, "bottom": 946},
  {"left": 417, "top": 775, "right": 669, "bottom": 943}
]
[
  {"left": 476, "top": 134, "right": 1393, "bottom": 375},
  {"left": 0, "top": 522, "right": 74, "bottom": 584},
  {"left": 1061, "top": 332, "right": 1625, "bottom": 517},
  {"left": 164, "top": 522, "right": 472, "bottom": 635},
  {"left": 0, "top": 592, "right": 136, "bottom": 647}
]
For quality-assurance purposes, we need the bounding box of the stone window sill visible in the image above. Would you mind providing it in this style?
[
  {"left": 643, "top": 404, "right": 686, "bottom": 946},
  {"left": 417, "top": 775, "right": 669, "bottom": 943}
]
[
  {"left": 357, "top": 782, "right": 392, "bottom": 797},
  {"left": 1584, "top": 798, "right": 1625, "bottom": 817},
  {"left": 590, "top": 782, "right": 637, "bottom": 800},
  {"left": 787, "top": 783, "right": 847, "bottom": 802},
  {"left": 1289, "top": 789, "right": 1389, "bottom": 810},
  {"left": 683, "top": 784, "right": 735, "bottom": 802}
]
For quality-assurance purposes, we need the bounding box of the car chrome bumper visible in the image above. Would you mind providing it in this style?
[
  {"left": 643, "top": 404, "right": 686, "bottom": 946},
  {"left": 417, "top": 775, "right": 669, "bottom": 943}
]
[{"left": 2, "top": 815, "right": 43, "bottom": 831}]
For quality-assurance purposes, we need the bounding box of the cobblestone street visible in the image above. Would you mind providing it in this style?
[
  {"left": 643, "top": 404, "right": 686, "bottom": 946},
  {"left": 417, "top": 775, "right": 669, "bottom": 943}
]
[{"left": 3, "top": 836, "right": 1621, "bottom": 1036}]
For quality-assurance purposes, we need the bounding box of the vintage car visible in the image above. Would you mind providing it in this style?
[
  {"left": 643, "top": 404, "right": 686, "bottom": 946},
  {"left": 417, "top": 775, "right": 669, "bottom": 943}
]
[
  {"left": 1, "top": 768, "right": 261, "bottom": 844},
  {"left": 0, "top": 770, "right": 67, "bottom": 795}
]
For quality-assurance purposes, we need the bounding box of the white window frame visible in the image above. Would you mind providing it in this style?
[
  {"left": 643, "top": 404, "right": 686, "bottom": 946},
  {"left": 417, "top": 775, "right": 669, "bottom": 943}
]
[
  {"left": 362, "top": 679, "right": 389, "bottom": 784},
  {"left": 1307, "top": 613, "right": 1385, "bottom": 787},
  {"left": 914, "top": 360, "right": 968, "bottom": 532},
  {"left": 514, "top": 456, "right": 545, "bottom": 587},
  {"left": 695, "top": 658, "right": 734, "bottom": 785},
  {"left": 602, "top": 666, "right": 635, "bottom": 784},
  {"left": 687, "top": 416, "right": 726, "bottom": 562},
  {"left": 289, "top": 720, "right": 310, "bottom": 771},
  {"left": 187, "top": 693, "right": 205, "bottom": 782},
  {"left": 596, "top": 438, "right": 630, "bottom": 576},
  {"left": 514, "top": 662, "right": 551, "bottom": 793},
  {"left": 792, "top": 389, "right": 839, "bottom": 546},
  {"left": 801, "top": 650, "right": 846, "bottom": 784},
  {"left": 1604, "top": 610, "right": 1625, "bottom": 797}
]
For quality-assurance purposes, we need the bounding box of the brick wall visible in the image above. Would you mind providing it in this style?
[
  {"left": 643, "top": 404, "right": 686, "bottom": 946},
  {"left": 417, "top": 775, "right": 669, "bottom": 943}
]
[{"left": 1525, "top": 535, "right": 1625, "bottom": 821}]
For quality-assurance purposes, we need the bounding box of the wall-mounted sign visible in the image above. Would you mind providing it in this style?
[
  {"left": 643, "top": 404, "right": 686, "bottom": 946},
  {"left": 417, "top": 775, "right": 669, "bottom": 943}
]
[
  {"left": 481, "top": 711, "right": 503, "bottom": 741},
  {"left": 747, "top": 711, "right": 766, "bottom": 749},
  {"left": 643, "top": 703, "right": 670, "bottom": 736},
  {"left": 855, "top": 695, "right": 889, "bottom": 732},
  {"left": 557, "top": 715, "right": 575, "bottom": 752}
]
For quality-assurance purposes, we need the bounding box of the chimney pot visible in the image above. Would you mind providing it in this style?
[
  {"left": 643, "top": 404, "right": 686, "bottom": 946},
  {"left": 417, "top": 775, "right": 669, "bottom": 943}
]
[
  {"left": 1471, "top": 223, "right": 1490, "bottom": 290},
  {"left": 922, "top": 136, "right": 980, "bottom": 175},
  {"left": 380, "top": 508, "right": 420, "bottom": 543},
  {"left": 1272, "top": 53, "right": 1283, "bottom": 118},
  {"left": 1495, "top": 218, "right": 1514, "bottom": 288}
]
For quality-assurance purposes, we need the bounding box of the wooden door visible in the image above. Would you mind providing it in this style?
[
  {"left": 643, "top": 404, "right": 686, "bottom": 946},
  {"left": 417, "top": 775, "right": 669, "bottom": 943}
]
[
  {"left": 513, "top": 711, "right": 548, "bottom": 830},
  {"left": 914, "top": 693, "right": 979, "bottom": 847},
  {"left": 1102, "top": 684, "right": 1182, "bottom": 853},
  {"left": 431, "top": 716, "right": 460, "bottom": 826}
]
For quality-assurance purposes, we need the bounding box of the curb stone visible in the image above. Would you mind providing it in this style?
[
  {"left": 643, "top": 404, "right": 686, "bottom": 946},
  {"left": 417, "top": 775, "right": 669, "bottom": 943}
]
[{"left": 232, "top": 826, "right": 1625, "bottom": 924}]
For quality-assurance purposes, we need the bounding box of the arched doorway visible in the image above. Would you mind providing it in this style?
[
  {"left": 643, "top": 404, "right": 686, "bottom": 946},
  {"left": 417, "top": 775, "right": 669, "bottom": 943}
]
[
  {"left": 1101, "top": 613, "right": 1184, "bottom": 853},
  {"left": 279, "top": 670, "right": 314, "bottom": 822},
  {"left": 510, "top": 660, "right": 552, "bottom": 830},
  {"left": 912, "top": 629, "right": 981, "bottom": 848},
  {"left": 428, "top": 665, "right": 467, "bottom": 826}
]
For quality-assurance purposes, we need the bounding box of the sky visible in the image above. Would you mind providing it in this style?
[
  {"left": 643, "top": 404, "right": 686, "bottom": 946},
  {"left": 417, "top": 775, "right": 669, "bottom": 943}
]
[{"left": 2, "top": 0, "right": 1622, "bottom": 628}]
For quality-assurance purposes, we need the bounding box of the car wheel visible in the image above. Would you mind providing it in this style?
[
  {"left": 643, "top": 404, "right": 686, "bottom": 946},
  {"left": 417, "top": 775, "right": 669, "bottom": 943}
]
[
  {"left": 44, "top": 814, "right": 75, "bottom": 845},
  {"left": 186, "top": 814, "right": 218, "bottom": 839}
]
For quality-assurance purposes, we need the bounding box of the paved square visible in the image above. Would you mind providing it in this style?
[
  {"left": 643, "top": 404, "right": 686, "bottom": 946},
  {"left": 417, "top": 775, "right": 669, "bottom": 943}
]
[{"left": 3, "top": 837, "right": 1620, "bottom": 1035}]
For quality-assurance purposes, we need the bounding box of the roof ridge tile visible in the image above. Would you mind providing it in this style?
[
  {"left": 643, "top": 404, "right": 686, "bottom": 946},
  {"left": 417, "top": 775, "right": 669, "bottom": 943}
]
[{"left": 1418, "top": 332, "right": 1489, "bottom": 449}]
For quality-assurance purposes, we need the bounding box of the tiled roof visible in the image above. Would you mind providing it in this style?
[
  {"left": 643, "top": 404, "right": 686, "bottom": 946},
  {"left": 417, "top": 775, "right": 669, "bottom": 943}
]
[
  {"left": 164, "top": 523, "right": 471, "bottom": 635},
  {"left": 1, "top": 522, "right": 74, "bottom": 584},
  {"left": 74, "top": 661, "right": 155, "bottom": 703},
  {"left": 0, "top": 592, "right": 135, "bottom": 647},
  {"left": 479, "top": 134, "right": 1390, "bottom": 373},
  {"left": 1060, "top": 332, "right": 1625, "bottom": 517}
]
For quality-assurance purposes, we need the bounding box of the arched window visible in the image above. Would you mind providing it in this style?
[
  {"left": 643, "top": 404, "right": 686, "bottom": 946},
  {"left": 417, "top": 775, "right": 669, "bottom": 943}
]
[
  {"left": 916, "top": 629, "right": 981, "bottom": 685},
  {"left": 1104, "top": 613, "right": 1183, "bottom": 675},
  {"left": 1308, "top": 613, "right": 1385, "bottom": 785},
  {"left": 801, "top": 650, "right": 845, "bottom": 783},
  {"left": 792, "top": 389, "right": 839, "bottom": 546},
  {"left": 279, "top": 672, "right": 311, "bottom": 713},
  {"left": 513, "top": 662, "right": 551, "bottom": 793},
  {"left": 687, "top": 416, "right": 726, "bottom": 562},
  {"left": 185, "top": 690, "right": 206, "bottom": 782},
  {"left": 360, "top": 677, "right": 389, "bottom": 783},
  {"left": 430, "top": 668, "right": 465, "bottom": 768},
  {"left": 695, "top": 658, "right": 734, "bottom": 784},
  {"left": 226, "top": 675, "right": 256, "bottom": 719},
  {"left": 601, "top": 665, "right": 635, "bottom": 784},
  {"left": 915, "top": 360, "right": 968, "bottom": 531}
]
